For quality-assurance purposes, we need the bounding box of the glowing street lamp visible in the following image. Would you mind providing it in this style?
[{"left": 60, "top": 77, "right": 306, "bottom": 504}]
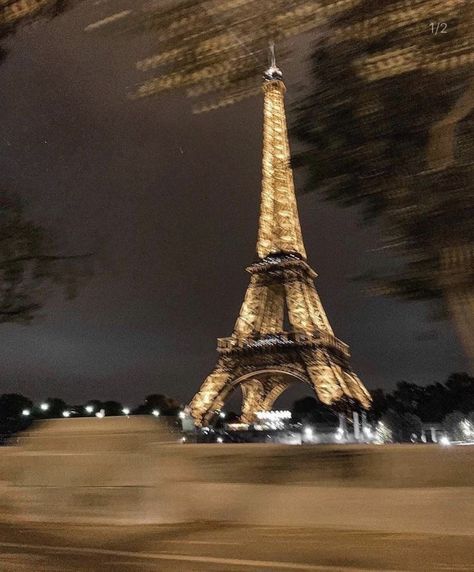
[
  {"left": 439, "top": 435, "right": 451, "bottom": 446},
  {"left": 40, "top": 402, "right": 49, "bottom": 412},
  {"left": 95, "top": 409, "right": 105, "bottom": 418},
  {"left": 22, "top": 409, "right": 31, "bottom": 417},
  {"left": 62, "top": 410, "right": 71, "bottom": 418},
  {"left": 152, "top": 409, "right": 160, "bottom": 417},
  {"left": 85, "top": 405, "right": 94, "bottom": 414},
  {"left": 122, "top": 407, "right": 130, "bottom": 415}
]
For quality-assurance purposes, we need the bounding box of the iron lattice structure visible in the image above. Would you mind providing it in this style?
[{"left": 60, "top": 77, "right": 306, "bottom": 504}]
[{"left": 190, "top": 59, "right": 371, "bottom": 427}]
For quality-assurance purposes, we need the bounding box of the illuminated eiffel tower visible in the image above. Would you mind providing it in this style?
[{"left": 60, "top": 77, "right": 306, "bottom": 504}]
[{"left": 190, "top": 48, "right": 371, "bottom": 427}]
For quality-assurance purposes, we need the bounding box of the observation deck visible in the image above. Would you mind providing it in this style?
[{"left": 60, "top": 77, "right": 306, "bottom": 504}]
[{"left": 217, "top": 331, "right": 350, "bottom": 358}]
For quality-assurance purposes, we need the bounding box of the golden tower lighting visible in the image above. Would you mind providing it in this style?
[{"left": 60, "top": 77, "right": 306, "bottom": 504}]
[{"left": 189, "top": 47, "right": 371, "bottom": 427}]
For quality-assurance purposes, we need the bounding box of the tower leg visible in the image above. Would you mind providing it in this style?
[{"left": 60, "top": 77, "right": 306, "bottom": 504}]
[
  {"left": 303, "top": 351, "right": 345, "bottom": 405},
  {"left": 240, "top": 379, "right": 264, "bottom": 424},
  {"left": 240, "top": 377, "right": 290, "bottom": 424},
  {"left": 189, "top": 367, "right": 233, "bottom": 427}
]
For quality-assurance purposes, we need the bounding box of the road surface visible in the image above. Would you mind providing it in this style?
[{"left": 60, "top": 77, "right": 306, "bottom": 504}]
[{"left": 0, "top": 522, "right": 472, "bottom": 571}]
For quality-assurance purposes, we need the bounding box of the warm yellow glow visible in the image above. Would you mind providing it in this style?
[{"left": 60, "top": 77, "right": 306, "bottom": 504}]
[
  {"left": 257, "top": 80, "right": 306, "bottom": 259},
  {"left": 189, "top": 71, "right": 372, "bottom": 427}
]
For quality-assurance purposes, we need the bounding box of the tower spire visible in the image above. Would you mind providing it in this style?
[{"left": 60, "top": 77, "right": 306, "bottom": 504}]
[
  {"left": 269, "top": 42, "right": 276, "bottom": 67},
  {"left": 258, "top": 45, "right": 306, "bottom": 259},
  {"left": 264, "top": 42, "right": 283, "bottom": 81}
]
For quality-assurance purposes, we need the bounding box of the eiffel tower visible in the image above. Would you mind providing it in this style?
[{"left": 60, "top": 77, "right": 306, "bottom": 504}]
[{"left": 190, "top": 48, "right": 371, "bottom": 427}]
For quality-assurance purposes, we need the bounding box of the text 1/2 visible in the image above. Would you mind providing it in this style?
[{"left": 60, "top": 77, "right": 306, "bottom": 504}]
[{"left": 430, "top": 22, "right": 447, "bottom": 34}]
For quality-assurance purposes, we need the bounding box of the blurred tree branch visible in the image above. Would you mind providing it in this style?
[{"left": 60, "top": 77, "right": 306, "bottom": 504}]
[
  {"left": 1, "top": 3, "right": 93, "bottom": 323},
  {"left": 293, "top": 0, "right": 473, "bottom": 365},
  {"left": 87, "top": 1, "right": 473, "bottom": 365},
  {"left": 0, "top": 0, "right": 78, "bottom": 62},
  {"left": 0, "top": 192, "right": 93, "bottom": 325}
]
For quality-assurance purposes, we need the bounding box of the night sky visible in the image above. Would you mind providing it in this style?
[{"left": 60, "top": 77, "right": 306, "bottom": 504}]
[{"left": 0, "top": 2, "right": 468, "bottom": 406}]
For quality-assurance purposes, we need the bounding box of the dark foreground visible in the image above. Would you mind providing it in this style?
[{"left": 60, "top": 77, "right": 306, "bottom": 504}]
[{"left": 0, "top": 522, "right": 472, "bottom": 571}]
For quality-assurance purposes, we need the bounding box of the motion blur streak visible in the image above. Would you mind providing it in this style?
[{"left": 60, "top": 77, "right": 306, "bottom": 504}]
[
  {"left": 88, "top": 0, "right": 473, "bottom": 366},
  {"left": 0, "top": 418, "right": 473, "bottom": 570},
  {"left": 0, "top": 541, "right": 384, "bottom": 571}
]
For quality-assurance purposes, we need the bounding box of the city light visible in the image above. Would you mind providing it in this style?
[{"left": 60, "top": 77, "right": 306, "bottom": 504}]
[
  {"left": 21, "top": 409, "right": 31, "bottom": 417},
  {"left": 255, "top": 410, "right": 292, "bottom": 430},
  {"left": 62, "top": 410, "right": 70, "bottom": 418},
  {"left": 85, "top": 405, "right": 94, "bottom": 414},
  {"left": 460, "top": 419, "right": 474, "bottom": 440},
  {"left": 303, "top": 426, "right": 313, "bottom": 439},
  {"left": 178, "top": 411, "right": 185, "bottom": 419},
  {"left": 256, "top": 410, "right": 291, "bottom": 420},
  {"left": 363, "top": 426, "right": 374, "bottom": 439},
  {"left": 216, "top": 436, "right": 224, "bottom": 443},
  {"left": 152, "top": 410, "right": 160, "bottom": 417},
  {"left": 439, "top": 435, "right": 451, "bottom": 446},
  {"left": 95, "top": 409, "right": 105, "bottom": 418},
  {"left": 122, "top": 407, "right": 130, "bottom": 415},
  {"left": 40, "top": 402, "right": 49, "bottom": 411},
  {"left": 375, "top": 421, "right": 393, "bottom": 444}
]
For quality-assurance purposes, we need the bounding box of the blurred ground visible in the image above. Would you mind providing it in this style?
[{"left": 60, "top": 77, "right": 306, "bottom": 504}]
[{"left": 0, "top": 522, "right": 472, "bottom": 571}]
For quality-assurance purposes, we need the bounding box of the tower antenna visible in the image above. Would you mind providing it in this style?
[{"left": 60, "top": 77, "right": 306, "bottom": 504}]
[
  {"left": 269, "top": 41, "right": 276, "bottom": 68},
  {"left": 264, "top": 40, "right": 283, "bottom": 81}
]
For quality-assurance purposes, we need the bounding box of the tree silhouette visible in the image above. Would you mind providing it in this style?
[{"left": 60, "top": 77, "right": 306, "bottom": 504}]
[
  {"left": 369, "top": 373, "right": 474, "bottom": 426},
  {"left": 292, "top": 396, "right": 338, "bottom": 425},
  {"left": 0, "top": 0, "right": 79, "bottom": 64},
  {"left": 294, "top": 2, "right": 474, "bottom": 365},
  {"left": 133, "top": 393, "right": 180, "bottom": 415},
  {"left": 0, "top": 392, "right": 32, "bottom": 419},
  {"left": 0, "top": 193, "right": 92, "bottom": 324},
  {"left": 0, "top": 393, "right": 33, "bottom": 436},
  {"left": 102, "top": 400, "right": 123, "bottom": 416},
  {"left": 44, "top": 397, "right": 68, "bottom": 418}
]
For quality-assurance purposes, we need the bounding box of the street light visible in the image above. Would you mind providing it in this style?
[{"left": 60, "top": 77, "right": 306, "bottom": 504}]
[
  {"left": 85, "top": 405, "right": 94, "bottom": 414},
  {"left": 303, "top": 426, "right": 313, "bottom": 440},
  {"left": 22, "top": 409, "right": 31, "bottom": 417},
  {"left": 122, "top": 407, "right": 130, "bottom": 415},
  {"left": 152, "top": 410, "right": 160, "bottom": 417},
  {"left": 40, "top": 403, "right": 49, "bottom": 411},
  {"left": 62, "top": 410, "right": 70, "bottom": 418}
]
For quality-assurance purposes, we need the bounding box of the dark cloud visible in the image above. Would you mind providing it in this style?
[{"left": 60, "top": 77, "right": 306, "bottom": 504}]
[{"left": 0, "top": 3, "right": 467, "bottom": 405}]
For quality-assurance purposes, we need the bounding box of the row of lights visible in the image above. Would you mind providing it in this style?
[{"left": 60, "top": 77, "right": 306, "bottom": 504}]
[{"left": 21, "top": 404, "right": 164, "bottom": 418}]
